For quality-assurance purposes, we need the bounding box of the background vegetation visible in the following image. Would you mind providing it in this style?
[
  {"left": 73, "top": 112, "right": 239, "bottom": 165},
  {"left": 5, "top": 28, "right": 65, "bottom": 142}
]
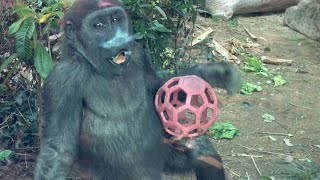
[
  {"left": 0, "top": 0, "right": 197, "bottom": 153},
  {"left": 1, "top": 0, "right": 319, "bottom": 179}
]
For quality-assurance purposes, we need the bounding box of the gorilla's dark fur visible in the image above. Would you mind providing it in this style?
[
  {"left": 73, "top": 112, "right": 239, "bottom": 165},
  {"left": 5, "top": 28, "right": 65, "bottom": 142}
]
[{"left": 34, "top": 0, "right": 241, "bottom": 179}]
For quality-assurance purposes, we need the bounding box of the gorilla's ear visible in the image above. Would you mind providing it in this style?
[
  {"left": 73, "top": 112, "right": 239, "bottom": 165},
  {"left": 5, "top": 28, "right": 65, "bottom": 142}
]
[{"left": 65, "top": 20, "right": 75, "bottom": 40}]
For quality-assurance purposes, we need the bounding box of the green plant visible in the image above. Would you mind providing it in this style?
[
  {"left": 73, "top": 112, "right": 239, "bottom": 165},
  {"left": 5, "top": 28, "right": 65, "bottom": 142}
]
[
  {"left": 242, "top": 54, "right": 269, "bottom": 77},
  {"left": 0, "top": 150, "right": 12, "bottom": 161},
  {"left": 5, "top": 0, "right": 69, "bottom": 80},
  {"left": 227, "top": 18, "right": 239, "bottom": 29},
  {"left": 240, "top": 81, "right": 263, "bottom": 95},
  {"left": 122, "top": 0, "right": 197, "bottom": 70},
  {"left": 0, "top": 88, "right": 38, "bottom": 148},
  {"left": 286, "top": 159, "right": 320, "bottom": 180},
  {"left": 0, "top": 0, "right": 69, "bottom": 149},
  {"left": 208, "top": 122, "right": 240, "bottom": 140},
  {"left": 273, "top": 75, "right": 287, "bottom": 87}
]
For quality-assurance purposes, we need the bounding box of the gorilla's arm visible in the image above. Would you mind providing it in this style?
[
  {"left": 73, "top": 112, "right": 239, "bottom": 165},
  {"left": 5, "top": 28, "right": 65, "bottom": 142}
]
[
  {"left": 170, "top": 62, "right": 242, "bottom": 95},
  {"left": 34, "top": 61, "right": 85, "bottom": 180}
]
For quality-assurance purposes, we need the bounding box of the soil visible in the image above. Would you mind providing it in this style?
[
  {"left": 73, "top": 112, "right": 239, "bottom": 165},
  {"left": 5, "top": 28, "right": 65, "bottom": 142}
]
[
  {"left": 1, "top": 13, "right": 320, "bottom": 180},
  {"left": 197, "top": 13, "right": 320, "bottom": 179}
]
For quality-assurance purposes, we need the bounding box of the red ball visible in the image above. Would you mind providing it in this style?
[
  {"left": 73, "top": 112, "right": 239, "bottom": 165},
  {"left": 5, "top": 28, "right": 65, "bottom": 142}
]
[{"left": 155, "top": 75, "right": 218, "bottom": 138}]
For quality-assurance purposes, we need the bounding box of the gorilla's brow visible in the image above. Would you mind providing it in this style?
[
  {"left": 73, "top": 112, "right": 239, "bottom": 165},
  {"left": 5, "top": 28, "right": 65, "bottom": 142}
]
[{"left": 99, "top": 0, "right": 113, "bottom": 7}]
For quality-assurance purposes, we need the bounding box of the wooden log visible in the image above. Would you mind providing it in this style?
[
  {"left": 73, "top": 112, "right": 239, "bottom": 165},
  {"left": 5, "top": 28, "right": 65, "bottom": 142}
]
[
  {"left": 211, "top": 39, "right": 240, "bottom": 63},
  {"left": 190, "top": 27, "right": 213, "bottom": 46},
  {"left": 261, "top": 56, "right": 293, "bottom": 66},
  {"left": 206, "top": 0, "right": 300, "bottom": 19},
  {"left": 234, "top": 0, "right": 300, "bottom": 14}
]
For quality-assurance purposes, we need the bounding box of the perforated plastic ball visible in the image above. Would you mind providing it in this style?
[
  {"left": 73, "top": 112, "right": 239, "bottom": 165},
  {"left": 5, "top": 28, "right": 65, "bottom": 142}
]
[{"left": 155, "top": 75, "right": 218, "bottom": 138}]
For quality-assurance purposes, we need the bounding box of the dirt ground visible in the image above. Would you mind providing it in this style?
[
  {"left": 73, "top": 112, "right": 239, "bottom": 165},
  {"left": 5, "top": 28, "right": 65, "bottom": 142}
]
[
  {"left": 1, "top": 13, "right": 320, "bottom": 180},
  {"left": 198, "top": 13, "right": 320, "bottom": 179}
]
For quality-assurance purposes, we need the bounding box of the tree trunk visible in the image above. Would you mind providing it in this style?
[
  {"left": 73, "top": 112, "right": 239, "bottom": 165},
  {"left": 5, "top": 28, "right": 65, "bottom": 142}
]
[{"left": 205, "top": 0, "right": 300, "bottom": 19}]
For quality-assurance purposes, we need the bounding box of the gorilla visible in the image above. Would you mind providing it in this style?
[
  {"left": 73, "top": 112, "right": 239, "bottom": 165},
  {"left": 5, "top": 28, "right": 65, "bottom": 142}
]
[{"left": 34, "top": 0, "right": 242, "bottom": 179}]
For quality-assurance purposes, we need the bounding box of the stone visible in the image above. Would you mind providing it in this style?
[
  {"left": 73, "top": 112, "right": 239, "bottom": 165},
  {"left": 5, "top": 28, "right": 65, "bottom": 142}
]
[{"left": 284, "top": 0, "right": 320, "bottom": 41}]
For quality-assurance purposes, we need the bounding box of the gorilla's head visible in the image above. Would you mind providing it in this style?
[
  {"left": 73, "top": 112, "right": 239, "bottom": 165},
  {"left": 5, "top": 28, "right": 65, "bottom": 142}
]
[{"left": 62, "top": 0, "right": 134, "bottom": 75}]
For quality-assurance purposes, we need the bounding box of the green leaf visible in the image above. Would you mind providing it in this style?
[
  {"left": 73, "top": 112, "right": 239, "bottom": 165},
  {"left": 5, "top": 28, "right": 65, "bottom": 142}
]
[
  {"left": 54, "top": 11, "right": 64, "bottom": 19},
  {"left": 260, "top": 176, "right": 274, "bottom": 180},
  {"left": 0, "top": 53, "right": 19, "bottom": 73},
  {"left": 0, "top": 150, "right": 12, "bottom": 161},
  {"left": 177, "top": 3, "right": 193, "bottom": 10},
  {"left": 60, "top": 0, "right": 76, "bottom": 7},
  {"left": 134, "top": 32, "right": 145, "bottom": 40},
  {"left": 145, "top": 33, "right": 156, "bottom": 39},
  {"left": 151, "top": 20, "right": 171, "bottom": 33},
  {"left": 12, "top": 6, "right": 35, "bottom": 18},
  {"left": 243, "top": 55, "right": 269, "bottom": 76},
  {"left": 208, "top": 122, "right": 240, "bottom": 140},
  {"left": 15, "top": 90, "right": 26, "bottom": 106},
  {"left": 256, "top": 71, "right": 269, "bottom": 77},
  {"left": 155, "top": 6, "right": 167, "bottom": 19},
  {"left": 240, "top": 82, "right": 263, "bottom": 95},
  {"left": 228, "top": 18, "right": 239, "bottom": 29},
  {"left": 8, "top": 18, "right": 26, "bottom": 35},
  {"left": 8, "top": 15, "right": 34, "bottom": 35},
  {"left": 34, "top": 42, "right": 54, "bottom": 79},
  {"left": 42, "top": 25, "right": 50, "bottom": 35},
  {"left": 191, "top": 6, "right": 197, "bottom": 24},
  {"left": 273, "top": 75, "right": 287, "bottom": 87},
  {"left": 41, "top": 6, "right": 52, "bottom": 14},
  {"left": 14, "top": 17, "right": 35, "bottom": 59}
]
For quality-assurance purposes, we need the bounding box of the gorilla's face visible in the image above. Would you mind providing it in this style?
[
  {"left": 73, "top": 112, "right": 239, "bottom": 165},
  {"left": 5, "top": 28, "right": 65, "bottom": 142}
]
[{"left": 68, "top": 6, "right": 134, "bottom": 74}]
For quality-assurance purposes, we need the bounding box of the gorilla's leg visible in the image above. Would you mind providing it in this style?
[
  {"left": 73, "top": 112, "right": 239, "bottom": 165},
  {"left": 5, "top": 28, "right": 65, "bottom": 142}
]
[
  {"left": 164, "top": 135, "right": 225, "bottom": 180},
  {"left": 188, "top": 135, "right": 225, "bottom": 180}
]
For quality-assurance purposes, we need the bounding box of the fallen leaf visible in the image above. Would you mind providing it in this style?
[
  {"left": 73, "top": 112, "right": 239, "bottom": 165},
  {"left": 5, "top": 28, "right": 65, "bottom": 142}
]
[
  {"left": 208, "top": 122, "right": 240, "bottom": 140},
  {"left": 284, "top": 138, "right": 293, "bottom": 147},
  {"left": 262, "top": 113, "right": 275, "bottom": 122},
  {"left": 284, "top": 155, "right": 293, "bottom": 163},
  {"left": 273, "top": 75, "right": 287, "bottom": 87}
]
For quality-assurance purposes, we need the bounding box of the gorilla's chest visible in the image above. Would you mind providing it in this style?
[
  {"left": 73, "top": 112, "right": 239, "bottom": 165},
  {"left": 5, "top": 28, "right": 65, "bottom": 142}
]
[
  {"left": 79, "top": 74, "right": 163, "bottom": 163},
  {"left": 84, "top": 76, "right": 149, "bottom": 119}
]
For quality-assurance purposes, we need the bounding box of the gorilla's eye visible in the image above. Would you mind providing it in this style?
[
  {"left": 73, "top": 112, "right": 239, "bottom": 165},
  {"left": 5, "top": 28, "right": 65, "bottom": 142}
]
[
  {"left": 112, "top": 17, "right": 120, "bottom": 23},
  {"left": 94, "top": 22, "right": 104, "bottom": 29}
]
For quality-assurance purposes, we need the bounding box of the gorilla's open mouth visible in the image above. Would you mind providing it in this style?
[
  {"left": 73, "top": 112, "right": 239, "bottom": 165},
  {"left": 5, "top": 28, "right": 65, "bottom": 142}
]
[{"left": 110, "top": 50, "right": 131, "bottom": 65}]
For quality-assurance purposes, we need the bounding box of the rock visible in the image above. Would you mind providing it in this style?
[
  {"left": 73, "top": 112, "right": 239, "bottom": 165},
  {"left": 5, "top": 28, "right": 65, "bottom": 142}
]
[{"left": 284, "top": 0, "right": 320, "bottom": 41}]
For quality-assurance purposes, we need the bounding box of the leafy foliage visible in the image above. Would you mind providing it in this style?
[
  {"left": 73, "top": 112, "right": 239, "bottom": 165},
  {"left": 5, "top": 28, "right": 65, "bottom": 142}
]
[
  {"left": 0, "top": 89, "right": 38, "bottom": 148},
  {"left": 34, "top": 42, "right": 54, "bottom": 79},
  {"left": 0, "top": 150, "right": 12, "bottom": 161},
  {"left": 208, "top": 122, "right": 240, "bottom": 140},
  {"left": 241, "top": 81, "right": 263, "bottom": 95},
  {"left": 1, "top": 0, "right": 199, "bottom": 150},
  {"left": 273, "top": 75, "right": 287, "bottom": 87},
  {"left": 243, "top": 54, "right": 269, "bottom": 77},
  {"left": 13, "top": 17, "right": 35, "bottom": 59},
  {"left": 1, "top": 0, "right": 65, "bottom": 149},
  {"left": 287, "top": 159, "right": 320, "bottom": 180},
  {"left": 6, "top": 0, "right": 65, "bottom": 79},
  {"left": 122, "top": 0, "right": 197, "bottom": 70}
]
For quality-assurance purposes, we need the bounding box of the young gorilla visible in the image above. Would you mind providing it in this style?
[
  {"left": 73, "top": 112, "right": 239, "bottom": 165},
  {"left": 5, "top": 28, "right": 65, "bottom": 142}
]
[{"left": 34, "top": 0, "right": 241, "bottom": 179}]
